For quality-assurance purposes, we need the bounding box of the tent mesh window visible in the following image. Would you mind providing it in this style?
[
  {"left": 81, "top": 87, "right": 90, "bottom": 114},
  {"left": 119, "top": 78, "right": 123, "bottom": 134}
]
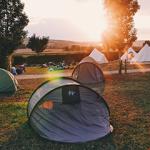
[
  {"left": 62, "top": 85, "right": 80, "bottom": 104},
  {"left": 27, "top": 77, "right": 112, "bottom": 143}
]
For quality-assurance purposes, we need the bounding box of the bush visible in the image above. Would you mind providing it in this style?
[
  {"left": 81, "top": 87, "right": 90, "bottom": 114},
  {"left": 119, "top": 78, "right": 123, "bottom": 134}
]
[{"left": 13, "top": 56, "right": 26, "bottom": 65}]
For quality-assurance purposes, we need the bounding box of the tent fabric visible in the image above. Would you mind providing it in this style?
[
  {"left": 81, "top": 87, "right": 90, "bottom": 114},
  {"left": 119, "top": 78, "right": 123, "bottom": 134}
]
[
  {"left": 28, "top": 77, "right": 79, "bottom": 116},
  {"left": 0, "top": 68, "right": 18, "bottom": 97},
  {"left": 79, "top": 56, "right": 96, "bottom": 64},
  {"left": 28, "top": 77, "right": 112, "bottom": 143},
  {"left": 131, "top": 44, "right": 150, "bottom": 63},
  {"left": 72, "top": 62, "right": 105, "bottom": 84},
  {"left": 72, "top": 60, "right": 105, "bottom": 94},
  {"left": 89, "top": 48, "right": 108, "bottom": 64},
  {"left": 121, "top": 48, "right": 137, "bottom": 62}
]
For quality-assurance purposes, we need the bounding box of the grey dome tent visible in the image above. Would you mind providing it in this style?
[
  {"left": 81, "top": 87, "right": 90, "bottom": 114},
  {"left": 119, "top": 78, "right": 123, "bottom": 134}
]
[
  {"left": 0, "top": 68, "right": 18, "bottom": 97},
  {"left": 79, "top": 56, "right": 96, "bottom": 64},
  {"left": 72, "top": 57, "right": 105, "bottom": 94},
  {"left": 27, "top": 77, "right": 112, "bottom": 143}
]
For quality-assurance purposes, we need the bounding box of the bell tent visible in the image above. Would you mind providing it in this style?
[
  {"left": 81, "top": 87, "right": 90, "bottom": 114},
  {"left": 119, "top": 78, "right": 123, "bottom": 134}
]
[
  {"left": 72, "top": 57, "right": 105, "bottom": 94},
  {"left": 89, "top": 48, "right": 108, "bottom": 64},
  {"left": 131, "top": 44, "right": 150, "bottom": 63},
  {"left": 0, "top": 68, "right": 18, "bottom": 97},
  {"left": 121, "top": 47, "right": 137, "bottom": 62},
  {"left": 27, "top": 77, "right": 112, "bottom": 143}
]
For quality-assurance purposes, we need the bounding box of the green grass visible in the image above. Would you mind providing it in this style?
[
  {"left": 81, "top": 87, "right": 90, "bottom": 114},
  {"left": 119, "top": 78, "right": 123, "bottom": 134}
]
[
  {"left": 100, "top": 61, "right": 150, "bottom": 72},
  {"left": 104, "top": 73, "right": 150, "bottom": 149},
  {"left": 1, "top": 73, "right": 150, "bottom": 150},
  {"left": 25, "top": 67, "right": 49, "bottom": 74}
]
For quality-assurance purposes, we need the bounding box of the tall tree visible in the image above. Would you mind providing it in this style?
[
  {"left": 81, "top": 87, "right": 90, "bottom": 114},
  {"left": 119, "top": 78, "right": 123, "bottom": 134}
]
[
  {"left": 143, "top": 40, "right": 150, "bottom": 47},
  {"left": 0, "top": 0, "right": 29, "bottom": 69},
  {"left": 102, "top": 0, "right": 140, "bottom": 53},
  {"left": 27, "top": 34, "right": 49, "bottom": 53},
  {"left": 102, "top": 0, "right": 140, "bottom": 73}
]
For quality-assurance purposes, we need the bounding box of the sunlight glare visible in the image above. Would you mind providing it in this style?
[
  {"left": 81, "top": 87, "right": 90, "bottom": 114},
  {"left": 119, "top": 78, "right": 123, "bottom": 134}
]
[
  {"left": 22, "top": 0, "right": 107, "bottom": 41},
  {"left": 132, "top": 63, "right": 146, "bottom": 72}
]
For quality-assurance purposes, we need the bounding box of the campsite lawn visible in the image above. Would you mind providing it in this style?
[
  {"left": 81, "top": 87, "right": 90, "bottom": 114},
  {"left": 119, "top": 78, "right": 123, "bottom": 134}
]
[
  {"left": 0, "top": 73, "right": 150, "bottom": 150},
  {"left": 24, "top": 61, "right": 150, "bottom": 75}
]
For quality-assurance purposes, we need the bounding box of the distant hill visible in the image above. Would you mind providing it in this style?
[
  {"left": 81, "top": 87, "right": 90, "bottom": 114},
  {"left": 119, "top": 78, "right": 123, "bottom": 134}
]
[
  {"left": 47, "top": 39, "right": 101, "bottom": 49},
  {"left": 23, "top": 38, "right": 146, "bottom": 51}
]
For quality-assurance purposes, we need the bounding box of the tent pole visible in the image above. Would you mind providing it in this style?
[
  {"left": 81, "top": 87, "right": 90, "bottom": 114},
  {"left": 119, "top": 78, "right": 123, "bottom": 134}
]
[{"left": 124, "top": 59, "right": 127, "bottom": 74}]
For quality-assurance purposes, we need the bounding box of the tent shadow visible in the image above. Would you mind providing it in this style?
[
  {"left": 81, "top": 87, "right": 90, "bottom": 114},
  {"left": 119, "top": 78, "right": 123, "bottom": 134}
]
[{"left": 1, "top": 121, "right": 117, "bottom": 150}]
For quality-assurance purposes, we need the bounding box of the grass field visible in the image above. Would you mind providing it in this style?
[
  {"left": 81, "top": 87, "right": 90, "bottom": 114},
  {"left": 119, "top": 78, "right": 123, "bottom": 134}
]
[
  {"left": 1, "top": 73, "right": 150, "bottom": 150},
  {"left": 24, "top": 61, "right": 150, "bottom": 75}
]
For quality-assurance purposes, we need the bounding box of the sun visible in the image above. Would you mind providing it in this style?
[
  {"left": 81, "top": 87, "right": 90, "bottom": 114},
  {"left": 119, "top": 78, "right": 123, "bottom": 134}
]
[{"left": 69, "top": 0, "right": 107, "bottom": 41}]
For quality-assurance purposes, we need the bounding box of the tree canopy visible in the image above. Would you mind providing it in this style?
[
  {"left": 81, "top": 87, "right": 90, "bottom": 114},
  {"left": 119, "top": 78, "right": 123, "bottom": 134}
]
[
  {"left": 102, "top": 0, "right": 140, "bottom": 52},
  {"left": 0, "top": 0, "right": 29, "bottom": 69},
  {"left": 143, "top": 40, "right": 150, "bottom": 47},
  {"left": 27, "top": 34, "right": 49, "bottom": 53}
]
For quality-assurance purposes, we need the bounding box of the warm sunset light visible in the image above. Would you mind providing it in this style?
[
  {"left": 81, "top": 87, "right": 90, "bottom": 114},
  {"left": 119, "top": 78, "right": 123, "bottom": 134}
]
[
  {"left": 22, "top": 0, "right": 107, "bottom": 41},
  {"left": 21, "top": 0, "right": 150, "bottom": 42},
  {"left": 1, "top": 0, "right": 150, "bottom": 149}
]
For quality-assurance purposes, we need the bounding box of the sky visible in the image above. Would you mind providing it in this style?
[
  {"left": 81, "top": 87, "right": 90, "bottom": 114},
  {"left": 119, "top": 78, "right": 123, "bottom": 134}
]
[{"left": 22, "top": 0, "right": 150, "bottom": 42}]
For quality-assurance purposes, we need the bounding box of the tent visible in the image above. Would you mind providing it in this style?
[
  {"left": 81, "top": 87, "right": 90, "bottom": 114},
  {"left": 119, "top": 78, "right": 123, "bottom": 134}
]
[
  {"left": 72, "top": 57, "right": 105, "bottom": 94},
  {"left": 27, "top": 77, "right": 112, "bottom": 143},
  {"left": 121, "top": 47, "right": 137, "bottom": 62},
  {"left": 79, "top": 56, "right": 96, "bottom": 64},
  {"left": 89, "top": 48, "right": 108, "bottom": 64},
  {"left": 0, "top": 68, "right": 18, "bottom": 97},
  {"left": 131, "top": 44, "right": 150, "bottom": 63}
]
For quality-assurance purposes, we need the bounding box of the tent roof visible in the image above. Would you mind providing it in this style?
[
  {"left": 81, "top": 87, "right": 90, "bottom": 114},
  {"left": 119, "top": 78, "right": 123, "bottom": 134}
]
[
  {"left": 72, "top": 61, "right": 105, "bottom": 95},
  {"left": 79, "top": 56, "right": 96, "bottom": 64},
  {"left": 72, "top": 61, "right": 105, "bottom": 83},
  {"left": 121, "top": 47, "right": 137, "bottom": 61},
  {"left": 89, "top": 48, "right": 108, "bottom": 64},
  {"left": 28, "top": 77, "right": 111, "bottom": 143},
  {"left": 28, "top": 77, "right": 80, "bottom": 117},
  {"left": 131, "top": 44, "right": 150, "bottom": 63},
  {"left": 0, "top": 68, "right": 18, "bottom": 97}
]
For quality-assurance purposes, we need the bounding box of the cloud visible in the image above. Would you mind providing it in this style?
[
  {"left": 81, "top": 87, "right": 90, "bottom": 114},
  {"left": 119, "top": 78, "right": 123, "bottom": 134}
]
[
  {"left": 137, "top": 28, "right": 150, "bottom": 40},
  {"left": 25, "top": 18, "right": 88, "bottom": 41},
  {"left": 74, "top": 0, "right": 91, "bottom": 2},
  {"left": 137, "top": 0, "right": 150, "bottom": 16}
]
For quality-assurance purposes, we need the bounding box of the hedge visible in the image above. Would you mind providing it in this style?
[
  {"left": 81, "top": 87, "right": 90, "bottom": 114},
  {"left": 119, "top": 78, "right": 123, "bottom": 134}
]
[
  {"left": 13, "top": 52, "right": 119, "bottom": 65},
  {"left": 13, "top": 54, "right": 88, "bottom": 65}
]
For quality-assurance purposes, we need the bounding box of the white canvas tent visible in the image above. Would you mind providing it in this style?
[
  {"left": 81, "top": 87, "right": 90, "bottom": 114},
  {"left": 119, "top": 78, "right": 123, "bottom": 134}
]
[
  {"left": 121, "top": 47, "right": 137, "bottom": 62},
  {"left": 131, "top": 44, "right": 150, "bottom": 63},
  {"left": 89, "top": 48, "right": 108, "bottom": 64}
]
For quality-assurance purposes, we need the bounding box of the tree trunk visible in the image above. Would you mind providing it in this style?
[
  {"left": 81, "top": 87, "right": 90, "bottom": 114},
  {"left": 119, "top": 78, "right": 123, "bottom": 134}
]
[
  {"left": 7, "top": 55, "right": 13, "bottom": 71},
  {"left": 0, "top": 55, "right": 8, "bottom": 69},
  {"left": 118, "top": 51, "right": 122, "bottom": 74},
  {"left": 0, "top": 54, "right": 12, "bottom": 70},
  {"left": 124, "top": 59, "right": 127, "bottom": 73},
  {"left": 119, "top": 60, "right": 122, "bottom": 74}
]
